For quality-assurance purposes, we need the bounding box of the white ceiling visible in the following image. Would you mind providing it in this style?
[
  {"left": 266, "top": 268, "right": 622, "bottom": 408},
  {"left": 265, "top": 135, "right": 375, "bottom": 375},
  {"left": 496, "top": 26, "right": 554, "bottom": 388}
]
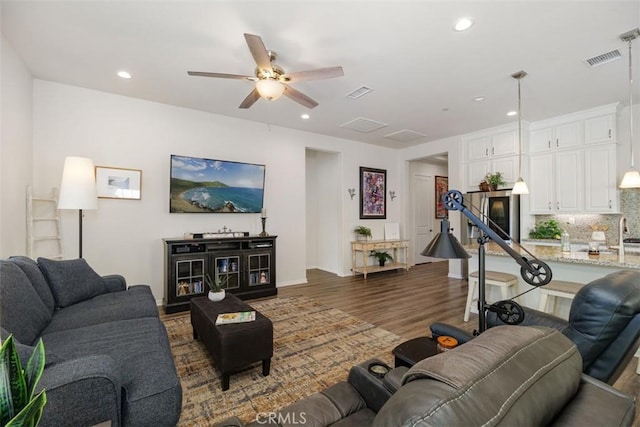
[{"left": 2, "top": 1, "right": 639, "bottom": 149}]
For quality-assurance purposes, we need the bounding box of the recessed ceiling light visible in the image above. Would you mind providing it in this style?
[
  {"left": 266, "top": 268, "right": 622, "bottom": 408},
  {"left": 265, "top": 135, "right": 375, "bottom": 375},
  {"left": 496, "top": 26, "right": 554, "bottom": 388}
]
[
  {"left": 301, "top": 114, "right": 310, "bottom": 120},
  {"left": 117, "top": 71, "right": 131, "bottom": 79},
  {"left": 473, "top": 96, "right": 485, "bottom": 102},
  {"left": 454, "top": 17, "right": 474, "bottom": 32},
  {"left": 507, "top": 111, "right": 518, "bottom": 116}
]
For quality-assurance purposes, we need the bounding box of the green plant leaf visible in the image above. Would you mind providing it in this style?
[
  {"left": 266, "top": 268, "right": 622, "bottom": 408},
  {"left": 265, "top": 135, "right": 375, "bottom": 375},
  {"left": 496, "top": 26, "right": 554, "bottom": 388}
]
[
  {"left": 0, "top": 336, "right": 27, "bottom": 426},
  {"left": 5, "top": 389, "right": 46, "bottom": 427},
  {"left": 24, "top": 339, "right": 45, "bottom": 400}
]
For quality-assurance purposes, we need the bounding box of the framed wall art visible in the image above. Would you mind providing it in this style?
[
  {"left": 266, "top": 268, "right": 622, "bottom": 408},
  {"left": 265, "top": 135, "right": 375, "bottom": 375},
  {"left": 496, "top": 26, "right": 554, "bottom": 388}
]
[
  {"left": 96, "top": 166, "right": 142, "bottom": 200},
  {"left": 359, "top": 166, "right": 386, "bottom": 219},
  {"left": 435, "top": 175, "right": 448, "bottom": 219}
]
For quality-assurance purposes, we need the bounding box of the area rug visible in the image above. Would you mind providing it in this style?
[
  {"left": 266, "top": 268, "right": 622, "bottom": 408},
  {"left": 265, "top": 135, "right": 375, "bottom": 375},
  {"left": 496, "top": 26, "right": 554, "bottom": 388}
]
[{"left": 164, "top": 296, "right": 404, "bottom": 426}]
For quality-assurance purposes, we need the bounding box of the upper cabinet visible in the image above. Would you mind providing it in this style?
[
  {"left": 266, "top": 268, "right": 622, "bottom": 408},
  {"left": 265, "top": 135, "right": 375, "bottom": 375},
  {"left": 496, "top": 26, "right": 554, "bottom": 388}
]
[
  {"left": 465, "top": 128, "right": 518, "bottom": 161},
  {"left": 463, "top": 124, "right": 521, "bottom": 192},
  {"left": 584, "top": 114, "right": 615, "bottom": 144},
  {"left": 530, "top": 121, "right": 581, "bottom": 153},
  {"left": 526, "top": 103, "right": 619, "bottom": 214}
]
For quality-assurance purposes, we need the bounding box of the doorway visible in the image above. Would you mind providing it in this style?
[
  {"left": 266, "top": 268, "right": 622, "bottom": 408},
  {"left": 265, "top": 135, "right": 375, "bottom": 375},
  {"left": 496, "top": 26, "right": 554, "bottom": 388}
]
[
  {"left": 305, "top": 149, "right": 341, "bottom": 275},
  {"left": 409, "top": 156, "right": 448, "bottom": 265}
]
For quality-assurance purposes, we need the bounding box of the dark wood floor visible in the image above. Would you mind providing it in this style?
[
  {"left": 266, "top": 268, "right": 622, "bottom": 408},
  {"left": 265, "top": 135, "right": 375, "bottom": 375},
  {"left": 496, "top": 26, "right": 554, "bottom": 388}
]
[{"left": 276, "top": 261, "right": 639, "bottom": 423}]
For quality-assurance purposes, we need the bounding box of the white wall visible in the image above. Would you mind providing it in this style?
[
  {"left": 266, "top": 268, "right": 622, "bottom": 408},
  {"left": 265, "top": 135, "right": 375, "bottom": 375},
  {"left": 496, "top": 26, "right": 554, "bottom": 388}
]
[
  {"left": 30, "top": 80, "right": 401, "bottom": 302},
  {"left": 0, "top": 35, "right": 33, "bottom": 258}
]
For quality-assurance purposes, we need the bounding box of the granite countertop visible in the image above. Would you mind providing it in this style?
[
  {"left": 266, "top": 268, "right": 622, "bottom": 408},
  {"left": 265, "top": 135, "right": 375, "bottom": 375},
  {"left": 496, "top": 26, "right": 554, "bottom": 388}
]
[{"left": 463, "top": 241, "right": 640, "bottom": 270}]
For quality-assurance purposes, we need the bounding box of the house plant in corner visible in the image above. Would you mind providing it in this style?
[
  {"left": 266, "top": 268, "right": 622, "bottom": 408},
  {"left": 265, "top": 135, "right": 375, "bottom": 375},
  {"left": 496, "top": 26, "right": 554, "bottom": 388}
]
[
  {"left": 205, "top": 273, "right": 226, "bottom": 302},
  {"left": 370, "top": 250, "right": 393, "bottom": 267},
  {"left": 354, "top": 226, "right": 372, "bottom": 241},
  {"left": 0, "top": 335, "right": 47, "bottom": 426},
  {"left": 485, "top": 172, "right": 505, "bottom": 191}
]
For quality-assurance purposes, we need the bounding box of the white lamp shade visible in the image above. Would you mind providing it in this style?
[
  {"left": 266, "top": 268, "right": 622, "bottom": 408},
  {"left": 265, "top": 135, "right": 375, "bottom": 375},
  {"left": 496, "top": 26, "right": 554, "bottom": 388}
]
[
  {"left": 58, "top": 156, "right": 98, "bottom": 210},
  {"left": 255, "top": 79, "right": 285, "bottom": 100},
  {"left": 511, "top": 178, "right": 529, "bottom": 195},
  {"left": 619, "top": 169, "right": 640, "bottom": 188}
]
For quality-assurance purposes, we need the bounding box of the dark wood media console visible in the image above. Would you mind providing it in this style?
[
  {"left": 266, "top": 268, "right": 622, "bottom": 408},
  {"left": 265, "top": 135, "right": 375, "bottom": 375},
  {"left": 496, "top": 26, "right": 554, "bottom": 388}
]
[{"left": 163, "top": 235, "right": 277, "bottom": 313}]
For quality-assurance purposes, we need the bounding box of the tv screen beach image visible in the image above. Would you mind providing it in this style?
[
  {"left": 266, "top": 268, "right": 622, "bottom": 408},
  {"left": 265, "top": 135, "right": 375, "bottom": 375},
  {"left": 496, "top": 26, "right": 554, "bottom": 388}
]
[{"left": 170, "top": 155, "right": 265, "bottom": 213}]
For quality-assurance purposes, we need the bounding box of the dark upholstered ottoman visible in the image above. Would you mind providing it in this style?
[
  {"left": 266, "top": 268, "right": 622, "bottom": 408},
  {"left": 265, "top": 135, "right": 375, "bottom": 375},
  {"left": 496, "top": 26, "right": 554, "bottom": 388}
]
[{"left": 190, "top": 294, "right": 273, "bottom": 391}]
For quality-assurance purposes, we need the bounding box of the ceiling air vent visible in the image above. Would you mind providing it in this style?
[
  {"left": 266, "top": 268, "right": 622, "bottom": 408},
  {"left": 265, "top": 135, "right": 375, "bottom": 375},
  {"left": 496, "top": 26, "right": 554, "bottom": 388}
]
[
  {"left": 585, "top": 49, "right": 622, "bottom": 67},
  {"left": 346, "top": 86, "right": 373, "bottom": 99},
  {"left": 384, "top": 129, "right": 427, "bottom": 143},
  {"left": 340, "top": 117, "right": 387, "bottom": 133}
]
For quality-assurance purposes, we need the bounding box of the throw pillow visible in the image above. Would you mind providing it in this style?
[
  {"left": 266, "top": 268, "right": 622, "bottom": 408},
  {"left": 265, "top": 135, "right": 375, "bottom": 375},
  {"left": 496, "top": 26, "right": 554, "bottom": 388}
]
[{"left": 38, "top": 258, "right": 107, "bottom": 308}]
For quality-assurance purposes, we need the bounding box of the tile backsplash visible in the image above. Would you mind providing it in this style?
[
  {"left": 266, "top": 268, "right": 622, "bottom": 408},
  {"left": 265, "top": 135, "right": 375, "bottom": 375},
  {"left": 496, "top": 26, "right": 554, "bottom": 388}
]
[{"left": 532, "top": 189, "right": 640, "bottom": 245}]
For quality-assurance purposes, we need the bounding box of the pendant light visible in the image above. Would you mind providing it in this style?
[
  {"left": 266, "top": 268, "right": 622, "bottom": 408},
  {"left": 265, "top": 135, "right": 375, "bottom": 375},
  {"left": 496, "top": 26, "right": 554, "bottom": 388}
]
[
  {"left": 619, "top": 28, "right": 640, "bottom": 188},
  {"left": 511, "top": 70, "right": 529, "bottom": 194}
]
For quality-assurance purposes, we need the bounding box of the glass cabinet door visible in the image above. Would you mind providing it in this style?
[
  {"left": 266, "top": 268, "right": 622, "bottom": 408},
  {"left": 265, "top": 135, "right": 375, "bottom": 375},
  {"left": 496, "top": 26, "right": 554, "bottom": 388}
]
[
  {"left": 213, "top": 254, "right": 241, "bottom": 290},
  {"left": 248, "top": 253, "right": 271, "bottom": 286},
  {"left": 175, "top": 257, "right": 206, "bottom": 297}
]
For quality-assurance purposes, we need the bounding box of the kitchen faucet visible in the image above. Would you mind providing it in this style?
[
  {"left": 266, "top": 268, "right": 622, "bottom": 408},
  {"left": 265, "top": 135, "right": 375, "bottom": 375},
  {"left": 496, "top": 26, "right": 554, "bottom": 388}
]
[{"left": 619, "top": 216, "right": 628, "bottom": 262}]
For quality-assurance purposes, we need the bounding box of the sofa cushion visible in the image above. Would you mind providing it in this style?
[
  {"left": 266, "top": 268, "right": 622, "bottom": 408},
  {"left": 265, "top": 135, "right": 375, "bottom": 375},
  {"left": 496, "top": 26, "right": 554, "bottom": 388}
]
[
  {"left": 38, "top": 258, "right": 106, "bottom": 308},
  {"left": 9, "top": 256, "right": 56, "bottom": 313},
  {"left": 374, "top": 326, "right": 582, "bottom": 427},
  {"left": 41, "top": 317, "right": 182, "bottom": 426},
  {"left": 0, "top": 261, "right": 52, "bottom": 345},
  {"left": 43, "top": 285, "right": 159, "bottom": 334}
]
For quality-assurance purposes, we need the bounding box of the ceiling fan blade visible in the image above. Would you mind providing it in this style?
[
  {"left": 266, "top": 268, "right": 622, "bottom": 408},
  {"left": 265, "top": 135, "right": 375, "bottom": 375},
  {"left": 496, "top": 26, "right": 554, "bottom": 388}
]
[
  {"left": 283, "top": 85, "right": 319, "bottom": 109},
  {"left": 187, "top": 71, "right": 254, "bottom": 80},
  {"left": 244, "top": 33, "right": 272, "bottom": 70},
  {"left": 239, "top": 88, "right": 261, "bottom": 109},
  {"left": 283, "top": 66, "right": 344, "bottom": 82}
]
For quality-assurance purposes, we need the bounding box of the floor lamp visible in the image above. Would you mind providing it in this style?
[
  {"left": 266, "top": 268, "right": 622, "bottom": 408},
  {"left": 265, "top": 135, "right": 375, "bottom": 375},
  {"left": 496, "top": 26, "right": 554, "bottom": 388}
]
[
  {"left": 422, "top": 190, "right": 552, "bottom": 333},
  {"left": 58, "top": 156, "right": 97, "bottom": 258}
]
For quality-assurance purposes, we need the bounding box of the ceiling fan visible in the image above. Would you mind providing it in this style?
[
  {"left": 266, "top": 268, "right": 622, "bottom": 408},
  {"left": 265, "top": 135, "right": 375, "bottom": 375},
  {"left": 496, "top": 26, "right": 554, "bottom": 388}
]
[{"left": 188, "top": 33, "right": 344, "bottom": 109}]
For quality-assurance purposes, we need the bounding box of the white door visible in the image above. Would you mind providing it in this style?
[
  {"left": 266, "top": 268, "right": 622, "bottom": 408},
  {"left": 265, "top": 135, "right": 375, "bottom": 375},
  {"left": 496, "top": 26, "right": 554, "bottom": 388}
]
[{"left": 413, "top": 174, "right": 439, "bottom": 264}]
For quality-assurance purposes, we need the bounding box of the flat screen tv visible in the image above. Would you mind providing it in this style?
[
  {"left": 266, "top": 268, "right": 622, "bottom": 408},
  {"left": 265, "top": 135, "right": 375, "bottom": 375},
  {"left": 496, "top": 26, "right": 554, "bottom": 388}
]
[{"left": 170, "top": 154, "right": 265, "bottom": 213}]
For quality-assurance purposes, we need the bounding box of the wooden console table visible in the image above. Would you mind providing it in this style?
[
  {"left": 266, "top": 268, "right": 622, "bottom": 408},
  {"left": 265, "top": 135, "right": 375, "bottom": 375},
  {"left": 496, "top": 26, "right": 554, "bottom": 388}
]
[{"left": 351, "top": 239, "right": 410, "bottom": 278}]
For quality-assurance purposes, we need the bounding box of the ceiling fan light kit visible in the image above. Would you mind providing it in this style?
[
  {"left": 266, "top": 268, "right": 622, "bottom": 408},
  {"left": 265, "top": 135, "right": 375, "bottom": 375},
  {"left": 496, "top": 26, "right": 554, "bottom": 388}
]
[
  {"left": 255, "top": 78, "right": 285, "bottom": 101},
  {"left": 187, "top": 33, "right": 344, "bottom": 109}
]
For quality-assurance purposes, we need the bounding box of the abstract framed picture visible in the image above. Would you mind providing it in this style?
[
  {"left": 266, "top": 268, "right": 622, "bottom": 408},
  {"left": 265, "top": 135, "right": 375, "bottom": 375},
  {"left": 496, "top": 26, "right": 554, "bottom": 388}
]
[
  {"left": 435, "top": 175, "right": 448, "bottom": 219},
  {"left": 359, "top": 166, "right": 386, "bottom": 219},
  {"left": 96, "top": 166, "right": 142, "bottom": 200}
]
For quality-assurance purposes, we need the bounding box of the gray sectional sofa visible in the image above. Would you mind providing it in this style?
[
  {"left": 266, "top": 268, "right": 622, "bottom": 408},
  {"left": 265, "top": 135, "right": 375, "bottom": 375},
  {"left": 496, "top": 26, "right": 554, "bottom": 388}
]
[{"left": 0, "top": 256, "right": 182, "bottom": 426}]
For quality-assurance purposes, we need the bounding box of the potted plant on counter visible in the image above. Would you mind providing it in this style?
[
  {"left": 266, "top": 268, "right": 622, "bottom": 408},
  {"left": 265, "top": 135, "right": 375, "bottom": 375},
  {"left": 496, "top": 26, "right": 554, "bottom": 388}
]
[
  {"left": 485, "top": 172, "right": 505, "bottom": 191},
  {"left": 370, "top": 250, "right": 393, "bottom": 267}
]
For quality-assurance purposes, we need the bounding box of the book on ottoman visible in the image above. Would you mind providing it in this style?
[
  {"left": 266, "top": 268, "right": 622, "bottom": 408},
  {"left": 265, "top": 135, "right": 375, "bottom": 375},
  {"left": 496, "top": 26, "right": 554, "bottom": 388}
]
[{"left": 215, "top": 311, "right": 256, "bottom": 325}]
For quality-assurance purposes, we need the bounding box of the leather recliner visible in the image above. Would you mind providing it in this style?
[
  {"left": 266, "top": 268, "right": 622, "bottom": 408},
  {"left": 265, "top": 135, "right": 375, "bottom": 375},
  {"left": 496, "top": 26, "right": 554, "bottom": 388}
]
[
  {"left": 431, "top": 269, "right": 640, "bottom": 384},
  {"left": 215, "top": 325, "right": 635, "bottom": 427}
]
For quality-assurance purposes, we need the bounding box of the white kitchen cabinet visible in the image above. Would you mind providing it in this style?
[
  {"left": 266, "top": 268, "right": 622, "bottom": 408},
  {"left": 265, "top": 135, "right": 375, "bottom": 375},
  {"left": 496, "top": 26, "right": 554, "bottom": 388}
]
[
  {"left": 530, "top": 121, "right": 581, "bottom": 153},
  {"left": 584, "top": 144, "right": 618, "bottom": 212},
  {"left": 529, "top": 154, "right": 554, "bottom": 212},
  {"left": 465, "top": 130, "right": 518, "bottom": 161},
  {"left": 584, "top": 114, "right": 615, "bottom": 144},
  {"left": 529, "top": 151, "right": 582, "bottom": 213},
  {"left": 466, "top": 156, "right": 518, "bottom": 192}
]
